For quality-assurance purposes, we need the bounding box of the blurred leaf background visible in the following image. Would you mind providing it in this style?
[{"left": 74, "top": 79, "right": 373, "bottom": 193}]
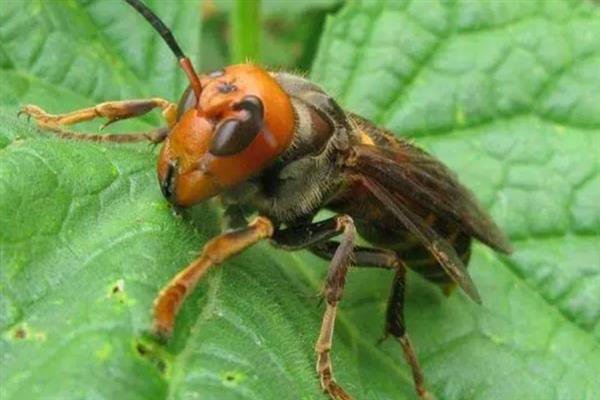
[{"left": 0, "top": 1, "right": 599, "bottom": 400}]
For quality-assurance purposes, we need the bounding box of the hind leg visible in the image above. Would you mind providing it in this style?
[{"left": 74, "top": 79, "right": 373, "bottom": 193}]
[{"left": 386, "top": 267, "right": 429, "bottom": 399}]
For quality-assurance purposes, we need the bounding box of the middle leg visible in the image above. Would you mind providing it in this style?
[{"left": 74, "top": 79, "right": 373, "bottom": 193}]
[
  {"left": 311, "top": 241, "right": 430, "bottom": 399},
  {"left": 273, "top": 215, "right": 356, "bottom": 400}
]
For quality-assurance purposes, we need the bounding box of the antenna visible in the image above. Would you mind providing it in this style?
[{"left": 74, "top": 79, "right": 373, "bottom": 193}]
[{"left": 124, "top": 0, "right": 202, "bottom": 100}]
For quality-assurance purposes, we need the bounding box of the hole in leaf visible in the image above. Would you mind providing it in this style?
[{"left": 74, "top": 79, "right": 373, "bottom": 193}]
[
  {"left": 9, "top": 323, "right": 46, "bottom": 341},
  {"left": 13, "top": 326, "right": 27, "bottom": 339},
  {"left": 134, "top": 337, "right": 170, "bottom": 375},
  {"left": 221, "top": 371, "right": 246, "bottom": 386},
  {"left": 136, "top": 342, "right": 149, "bottom": 355},
  {"left": 107, "top": 279, "right": 129, "bottom": 305},
  {"left": 110, "top": 279, "right": 125, "bottom": 295}
]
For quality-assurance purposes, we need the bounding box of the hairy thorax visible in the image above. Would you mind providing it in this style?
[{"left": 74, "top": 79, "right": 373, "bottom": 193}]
[{"left": 222, "top": 72, "right": 358, "bottom": 225}]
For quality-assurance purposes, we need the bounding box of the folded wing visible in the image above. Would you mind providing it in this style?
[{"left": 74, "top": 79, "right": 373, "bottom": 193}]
[{"left": 345, "top": 141, "right": 512, "bottom": 302}]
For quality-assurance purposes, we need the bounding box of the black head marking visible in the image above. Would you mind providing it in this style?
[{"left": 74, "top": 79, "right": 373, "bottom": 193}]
[{"left": 218, "top": 82, "right": 237, "bottom": 94}]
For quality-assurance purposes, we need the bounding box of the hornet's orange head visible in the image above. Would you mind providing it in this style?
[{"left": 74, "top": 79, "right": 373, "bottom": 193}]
[{"left": 157, "top": 64, "right": 295, "bottom": 207}]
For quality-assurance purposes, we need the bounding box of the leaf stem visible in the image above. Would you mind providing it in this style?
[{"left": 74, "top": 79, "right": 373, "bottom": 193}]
[{"left": 231, "top": 0, "right": 262, "bottom": 64}]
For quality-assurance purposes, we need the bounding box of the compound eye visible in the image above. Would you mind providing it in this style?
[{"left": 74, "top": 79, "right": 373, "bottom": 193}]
[
  {"left": 176, "top": 85, "right": 197, "bottom": 120},
  {"left": 210, "top": 96, "right": 264, "bottom": 156}
]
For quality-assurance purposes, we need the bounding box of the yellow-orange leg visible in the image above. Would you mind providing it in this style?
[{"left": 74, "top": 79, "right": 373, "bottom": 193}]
[
  {"left": 21, "top": 98, "right": 177, "bottom": 129},
  {"left": 316, "top": 302, "right": 352, "bottom": 400},
  {"left": 19, "top": 98, "right": 177, "bottom": 143},
  {"left": 153, "top": 216, "right": 274, "bottom": 338}
]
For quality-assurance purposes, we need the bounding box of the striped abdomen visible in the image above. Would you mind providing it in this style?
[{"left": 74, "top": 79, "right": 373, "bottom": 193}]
[{"left": 354, "top": 206, "right": 472, "bottom": 287}]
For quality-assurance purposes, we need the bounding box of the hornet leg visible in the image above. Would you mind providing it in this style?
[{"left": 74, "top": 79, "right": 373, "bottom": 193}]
[
  {"left": 273, "top": 215, "right": 356, "bottom": 400},
  {"left": 19, "top": 97, "right": 177, "bottom": 143},
  {"left": 386, "top": 267, "right": 429, "bottom": 399},
  {"left": 153, "top": 217, "right": 274, "bottom": 338},
  {"left": 311, "top": 241, "right": 430, "bottom": 399},
  {"left": 311, "top": 241, "right": 399, "bottom": 270}
]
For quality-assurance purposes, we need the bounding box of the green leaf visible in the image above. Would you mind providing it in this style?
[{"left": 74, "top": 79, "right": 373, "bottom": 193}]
[{"left": 0, "top": 2, "right": 598, "bottom": 400}]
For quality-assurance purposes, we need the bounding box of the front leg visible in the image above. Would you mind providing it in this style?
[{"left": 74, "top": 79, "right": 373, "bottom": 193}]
[
  {"left": 153, "top": 216, "right": 274, "bottom": 338},
  {"left": 19, "top": 98, "right": 177, "bottom": 143},
  {"left": 273, "top": 215, "right": 356, "bottom": 400},
  {"left": 21, "top": 98, "right": 177, "bottom": 129}
]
